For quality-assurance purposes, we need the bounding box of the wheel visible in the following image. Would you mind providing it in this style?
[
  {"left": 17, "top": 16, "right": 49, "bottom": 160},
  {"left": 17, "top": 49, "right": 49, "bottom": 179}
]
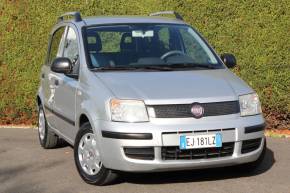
[
  {"left": 38, "top": 105, "right": 59, "bottom": 149},
  {"left": 236, "top": 138, "right": 267, "bottom": 172},
  {"left": 74, "top": 122, "right": 117, "bottom": 185}
]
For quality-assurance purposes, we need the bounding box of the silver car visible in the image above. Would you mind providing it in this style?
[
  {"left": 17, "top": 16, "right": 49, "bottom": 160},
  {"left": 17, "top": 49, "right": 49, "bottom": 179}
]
[{"left": 37, "top": 11, "right": 266, "bottom": 185}]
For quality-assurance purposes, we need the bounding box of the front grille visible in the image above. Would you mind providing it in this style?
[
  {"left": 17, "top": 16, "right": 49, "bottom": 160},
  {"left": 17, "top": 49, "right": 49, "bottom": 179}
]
[
  {"left": 124, "top": 147, "right": 154, "bottom": 160},
  {"left": 161, "top": 142, "right": 234, "bottom": 160},
  {"left": 149, "top": 101, "right": 240, "bottom": 118},
  {"left": 241, "top": 138, "right": 262, "bottom": 154}
]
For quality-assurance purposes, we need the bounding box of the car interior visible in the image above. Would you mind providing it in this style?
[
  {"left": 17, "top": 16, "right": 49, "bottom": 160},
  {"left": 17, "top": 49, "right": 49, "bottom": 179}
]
[{"left": 86, "top": 27, "right": 189, "bottom": 68}]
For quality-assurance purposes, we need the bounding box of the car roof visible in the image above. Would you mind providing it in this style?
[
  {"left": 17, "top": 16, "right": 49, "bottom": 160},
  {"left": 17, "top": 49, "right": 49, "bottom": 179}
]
[{"left": 80, "top": 16, "right": 187, "bottom": 26}]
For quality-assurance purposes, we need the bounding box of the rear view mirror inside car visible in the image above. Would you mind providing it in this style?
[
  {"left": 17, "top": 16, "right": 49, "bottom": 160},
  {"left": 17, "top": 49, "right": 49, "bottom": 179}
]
[{"left": 132, "top": 30, "right": 154, "bottom": 38}]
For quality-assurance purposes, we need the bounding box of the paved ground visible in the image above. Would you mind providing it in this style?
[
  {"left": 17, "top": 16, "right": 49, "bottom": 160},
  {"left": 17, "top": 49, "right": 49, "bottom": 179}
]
[{"left": 0, "top": 128, "right": 289, "bottom": 193}]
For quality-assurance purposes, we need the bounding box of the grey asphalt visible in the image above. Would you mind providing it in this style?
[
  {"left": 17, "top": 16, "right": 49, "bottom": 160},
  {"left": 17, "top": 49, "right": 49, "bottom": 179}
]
[{"left": 0, "top": 128, "right": 289, "bottom": 193}]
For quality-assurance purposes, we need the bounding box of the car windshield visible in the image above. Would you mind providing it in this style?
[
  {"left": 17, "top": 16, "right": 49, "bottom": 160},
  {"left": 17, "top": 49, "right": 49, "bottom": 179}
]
[{"left": 84, "top": 24, "right": 222, "bottom": 70}]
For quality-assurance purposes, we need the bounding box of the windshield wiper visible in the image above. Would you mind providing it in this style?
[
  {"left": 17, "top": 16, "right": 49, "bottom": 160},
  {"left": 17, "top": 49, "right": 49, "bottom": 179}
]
[
  {"left": 90, "top": 63, "right": 218, "bottom": 72},
  {"left": 91, "top": 65, "right": 173, "bottom": 71},
  {"left": 168, "top": 63, "right": 218, "bottom": 69},
  {"left": 90, "top": 66, "right": 139, "bottom": 71},
  {"left": 135, "top": 65, "right": 173, "bottom": 71}
]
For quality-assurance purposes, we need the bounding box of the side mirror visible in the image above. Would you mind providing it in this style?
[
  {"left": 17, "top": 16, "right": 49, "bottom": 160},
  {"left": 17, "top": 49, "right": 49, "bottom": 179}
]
[
  {"left": 221, "top": 53, "right": 237, "bottom": 68},
  {"left": 51, "top": 57, "right": 72, "bottom": 74}
]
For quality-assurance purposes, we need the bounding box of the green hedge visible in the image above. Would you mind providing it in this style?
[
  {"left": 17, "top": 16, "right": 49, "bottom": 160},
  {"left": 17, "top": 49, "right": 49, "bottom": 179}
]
[{"left": 0, "top": 0, "right": 289, "bottom": 124}]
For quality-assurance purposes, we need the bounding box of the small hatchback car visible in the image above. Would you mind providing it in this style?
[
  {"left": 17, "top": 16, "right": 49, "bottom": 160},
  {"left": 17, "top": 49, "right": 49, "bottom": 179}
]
[{"left": 37, "top": 11, "right": 266, "bottom": 185}]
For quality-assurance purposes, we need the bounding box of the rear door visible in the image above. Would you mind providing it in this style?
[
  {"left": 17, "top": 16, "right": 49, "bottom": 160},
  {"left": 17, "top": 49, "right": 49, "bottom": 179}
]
[
  {"left": 51, "top": 25, "right": 80, "bottom": 141},
  {"left": 41, "top": 26, "right": 67, "bottom": 127}
]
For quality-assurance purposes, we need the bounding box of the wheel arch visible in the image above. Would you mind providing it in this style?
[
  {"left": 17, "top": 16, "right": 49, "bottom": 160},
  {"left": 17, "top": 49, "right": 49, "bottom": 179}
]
[
  {"left": 36, "top": 86, "right": 45, "bottom": 109},
  {"left": 79, "top": 113, "right": 90, "bottom": 127},
  {"left": 37, "top": 95, "right": 41, "bottom": 105},
  {"left": 76, "top": 110, "right": 103, "bottom": 143},
  {"left": 36, "top": 95, "right": 43, "bottom": 110}
]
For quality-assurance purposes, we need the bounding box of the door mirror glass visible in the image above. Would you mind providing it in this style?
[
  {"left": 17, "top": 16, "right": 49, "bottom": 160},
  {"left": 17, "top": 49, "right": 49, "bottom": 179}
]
[
  {"left": 51, "top": 57, "right": 72, "bottom": 74},
  {"left": 221, "top": 53, "right": 237, "bottom": 68}
]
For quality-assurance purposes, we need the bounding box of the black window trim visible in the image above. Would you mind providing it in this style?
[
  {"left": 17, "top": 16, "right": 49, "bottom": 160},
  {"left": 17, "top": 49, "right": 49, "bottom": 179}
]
[{"left": 44, "top": 34, "right": 52, "bottom": 66}]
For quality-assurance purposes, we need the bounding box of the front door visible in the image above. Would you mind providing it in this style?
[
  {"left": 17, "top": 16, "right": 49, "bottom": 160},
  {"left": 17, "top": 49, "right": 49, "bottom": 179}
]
[
  {"left": 42, "top": 26, "right": 67, "bottom": 128},
  {"left": 52, "top": 26, "right": 80, "bottom": 141}
]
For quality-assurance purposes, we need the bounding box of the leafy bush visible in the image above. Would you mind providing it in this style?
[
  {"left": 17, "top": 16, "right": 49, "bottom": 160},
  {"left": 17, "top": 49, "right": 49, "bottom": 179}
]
[{"left": 0, "top": 0, "right": 289, "bottom": 125}]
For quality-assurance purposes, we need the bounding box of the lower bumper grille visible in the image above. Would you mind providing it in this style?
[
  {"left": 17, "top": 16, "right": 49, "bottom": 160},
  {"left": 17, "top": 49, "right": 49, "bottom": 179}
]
[
  {"left": 123, "top": 139, "right": 261, "bottom": 161},
  {"left": 161, "top": 142, "right": 234, "bottom": 160},
  {"left": 241, "top": 138, "right": 262, "bottom": 154},
  {"left": 124, "top": 147, "right": 154, "bottom": 160}
]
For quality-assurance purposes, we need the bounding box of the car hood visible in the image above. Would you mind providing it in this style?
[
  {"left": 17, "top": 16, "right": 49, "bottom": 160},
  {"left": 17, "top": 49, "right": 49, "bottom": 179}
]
[{"left": 95, "top": 69, "right": 253, "bottom": 104}]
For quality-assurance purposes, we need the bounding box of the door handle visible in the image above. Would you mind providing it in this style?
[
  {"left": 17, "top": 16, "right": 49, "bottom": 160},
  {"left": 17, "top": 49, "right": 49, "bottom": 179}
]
[{"left": 54, "top": 79, "right": 59, "bottom": 86}]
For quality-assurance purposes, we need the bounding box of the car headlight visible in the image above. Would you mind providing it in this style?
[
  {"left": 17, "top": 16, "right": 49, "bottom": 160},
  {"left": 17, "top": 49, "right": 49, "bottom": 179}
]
[
  {"left": 110, "top": 99, "right": 149, "bottom": 122},
  {"left": 239, "top": 93, "right": 262, "bottom": 116}
]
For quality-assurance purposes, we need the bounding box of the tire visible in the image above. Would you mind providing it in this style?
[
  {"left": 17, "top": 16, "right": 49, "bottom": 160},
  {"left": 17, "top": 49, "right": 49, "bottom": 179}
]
[
  {"left": 235, "top": 138, "right": 267, "bottom": 172},
  {"left": 38, "top": 105, "right": 59, "bottom": 149},
  {"left": 74, "top": 122, "right": 118, "bottom": 186}
]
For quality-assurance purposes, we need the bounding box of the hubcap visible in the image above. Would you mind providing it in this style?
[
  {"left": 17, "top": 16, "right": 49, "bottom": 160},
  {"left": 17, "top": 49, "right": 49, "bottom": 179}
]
[
  {"left": 38, "top": 109, "right": 45, "bottom": 141},
  {"left": 78, "top": 133, "right": 102, "bottom": 175}
]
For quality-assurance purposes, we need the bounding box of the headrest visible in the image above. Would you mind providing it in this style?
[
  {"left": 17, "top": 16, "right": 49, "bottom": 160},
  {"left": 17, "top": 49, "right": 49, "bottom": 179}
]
[
  {"left": 120, "top": 32, "right": 135, "bottom": 52},
  {"left": 87, "top": 31, "right": 102, "bottom": 52}
]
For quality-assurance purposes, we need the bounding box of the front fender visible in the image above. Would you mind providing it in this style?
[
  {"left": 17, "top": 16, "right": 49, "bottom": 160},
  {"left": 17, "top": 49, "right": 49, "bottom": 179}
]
[{"left": 76, "top": 92, "right": 112, "bottom": 137}]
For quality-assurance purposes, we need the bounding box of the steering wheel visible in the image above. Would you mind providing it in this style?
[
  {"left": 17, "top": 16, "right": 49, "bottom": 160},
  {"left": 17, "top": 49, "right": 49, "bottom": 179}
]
[{"left": 160, "top": 50, "right": 186, "bottom": 60}]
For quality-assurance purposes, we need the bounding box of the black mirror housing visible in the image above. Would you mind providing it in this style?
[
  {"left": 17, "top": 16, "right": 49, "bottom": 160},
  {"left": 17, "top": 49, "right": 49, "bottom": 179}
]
[
  {"left": 51, "top": 57, "right": 72, "bottom": 74},
  {"left": 221, "top": 53, "right": 237, "bottom": 68}
]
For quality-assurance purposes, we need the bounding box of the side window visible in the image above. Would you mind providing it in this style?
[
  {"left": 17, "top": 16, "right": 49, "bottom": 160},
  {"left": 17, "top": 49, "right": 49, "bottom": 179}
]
[
  {"left": 63, "top": 27, "right": 79, "bottom": 74},
  {"left": 47, "top": 27, "right": 66, "bottom": 65}
]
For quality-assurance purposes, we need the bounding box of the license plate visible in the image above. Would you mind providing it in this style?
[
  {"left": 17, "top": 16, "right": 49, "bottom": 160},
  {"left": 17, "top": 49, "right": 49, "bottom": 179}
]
[{"left": 180, "top": 133, "right": 222, "bottom": 149}]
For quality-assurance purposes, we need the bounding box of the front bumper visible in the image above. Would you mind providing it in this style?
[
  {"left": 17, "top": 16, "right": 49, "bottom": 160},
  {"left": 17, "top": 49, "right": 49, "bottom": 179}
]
[{"left": 93, "top": 114, "right": 265, "bottom": 172}]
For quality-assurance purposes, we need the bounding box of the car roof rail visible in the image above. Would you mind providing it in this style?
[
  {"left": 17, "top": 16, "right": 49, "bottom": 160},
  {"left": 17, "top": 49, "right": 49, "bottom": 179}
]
[
  {"left": 149, "top": 11, "right": 183, "bottom": 20},
  {"left": 58, "top": 12, "right": 82, "bottom": 22}
]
